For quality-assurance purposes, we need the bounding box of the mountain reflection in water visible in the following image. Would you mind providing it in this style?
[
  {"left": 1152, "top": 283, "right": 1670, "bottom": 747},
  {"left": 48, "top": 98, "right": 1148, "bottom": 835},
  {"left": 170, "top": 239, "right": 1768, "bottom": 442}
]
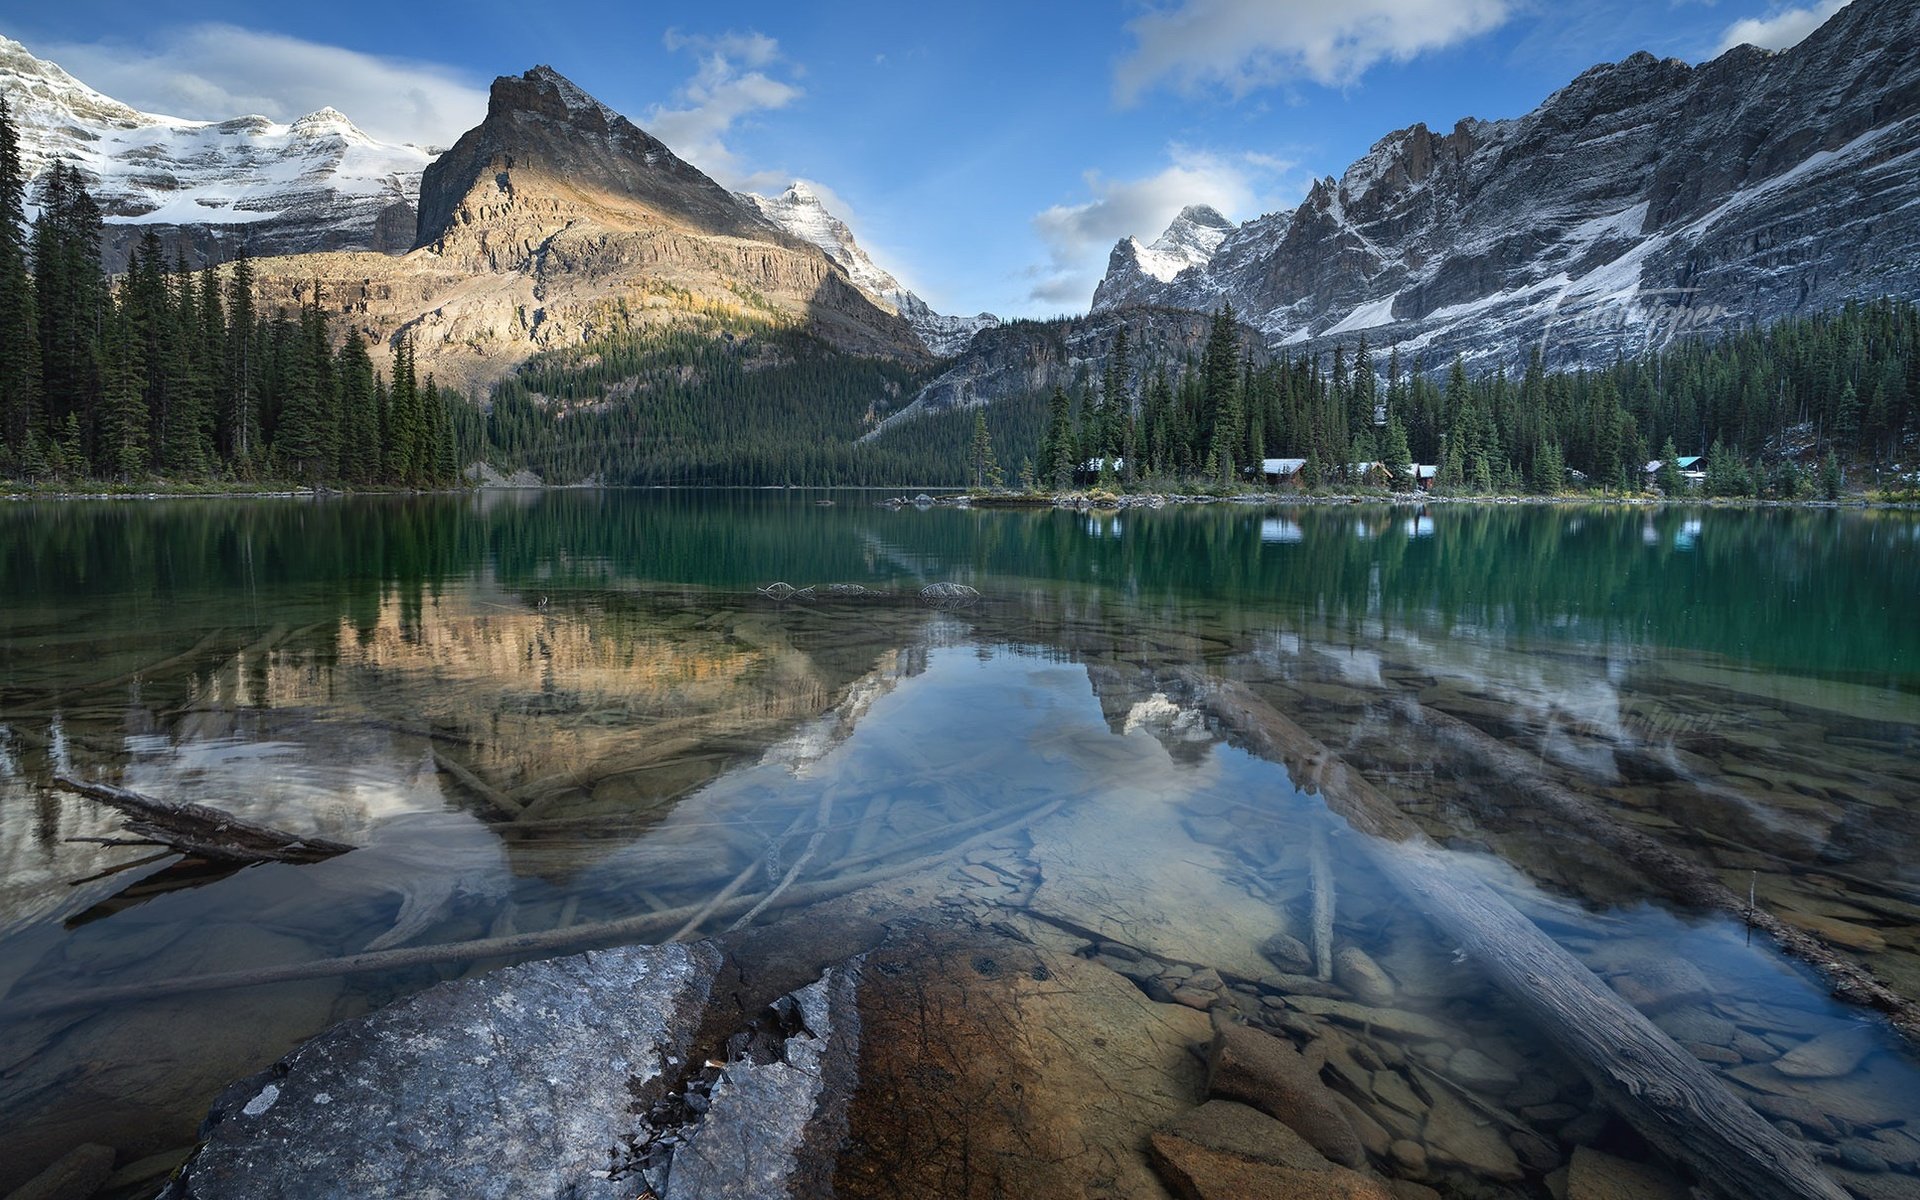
[{"left": 1, "top": 491, "right": 1917, "bottom": 1198}]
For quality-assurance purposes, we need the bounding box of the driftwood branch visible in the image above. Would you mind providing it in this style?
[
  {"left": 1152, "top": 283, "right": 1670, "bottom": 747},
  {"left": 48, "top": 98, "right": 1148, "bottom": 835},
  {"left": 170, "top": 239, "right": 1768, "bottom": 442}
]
[
  {"left": 4, "top": 796, "right": 1066, "bottom": 1019},
  {"left": 1411, "top": 701, "right": 1920, "bottom": 1042},
  {"left": 1181, "top": 672, "right": 1848, "bottom": 1200},
  {"left": 52, "top": 776, "right": 356, "bottom": 865}
]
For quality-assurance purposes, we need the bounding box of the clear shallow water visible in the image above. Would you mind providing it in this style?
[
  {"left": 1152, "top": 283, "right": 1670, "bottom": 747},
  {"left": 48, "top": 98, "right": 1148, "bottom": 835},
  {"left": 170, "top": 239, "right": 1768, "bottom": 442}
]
[{"left": 1, "top": 492, "right": 1918, "bottom": 1196}]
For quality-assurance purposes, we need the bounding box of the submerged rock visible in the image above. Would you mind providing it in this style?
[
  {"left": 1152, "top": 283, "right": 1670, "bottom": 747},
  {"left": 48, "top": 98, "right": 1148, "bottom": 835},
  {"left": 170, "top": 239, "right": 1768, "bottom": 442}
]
[
  {"left": 3, "top": 1143, "right": 115, "bottom": 1200},
  {"left": 1150, "top": 1134, "right": 1394, "bottom": 1200},
  {"left": 1333, "top": 946, "right": 1396, "bottom": 1005},
  {"left": 1205, "top": 1018, "right": 1365, "bottom": 1167},
  {"left": 1772, "top": 1025, "right": 1878, "bottom": 1079},
  {"left": 1566, "top": 1145, "right": 1689, "bottom": 1200}
]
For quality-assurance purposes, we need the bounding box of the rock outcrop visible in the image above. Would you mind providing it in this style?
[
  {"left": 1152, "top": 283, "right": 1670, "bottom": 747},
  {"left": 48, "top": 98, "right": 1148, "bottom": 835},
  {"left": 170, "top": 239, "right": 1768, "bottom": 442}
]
[
  {"left": 243, "top": 67, "right": 926, "bottom": 391},
  {"left": 867, "top": 305, "right": 1270, "bottom": 438},
  {"left": 1091, "top": 0, "right": 1920, "bottom": 371}
]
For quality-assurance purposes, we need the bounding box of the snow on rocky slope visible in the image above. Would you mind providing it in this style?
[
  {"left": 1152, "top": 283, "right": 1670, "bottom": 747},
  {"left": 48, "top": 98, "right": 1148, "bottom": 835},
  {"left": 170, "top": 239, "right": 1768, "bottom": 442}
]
[
  {"left": 1, "top": 34, "right": 430, "bottom": 270},
  {"left": 1091, "top": 0, "right": 1920, "bottom": 371},
  {"left": 744, "top": 182, "right": 1000, "bottom": 357}
]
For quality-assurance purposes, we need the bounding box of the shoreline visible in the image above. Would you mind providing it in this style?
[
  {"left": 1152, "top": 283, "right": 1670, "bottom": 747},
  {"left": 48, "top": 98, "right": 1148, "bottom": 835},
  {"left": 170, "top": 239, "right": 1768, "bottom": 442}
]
[
  {"left": 919, "top": 489, "right": 1918, "bottom": 513},
  {"left": 4, "top": 481, "right": 1914, "bottom": 512}
]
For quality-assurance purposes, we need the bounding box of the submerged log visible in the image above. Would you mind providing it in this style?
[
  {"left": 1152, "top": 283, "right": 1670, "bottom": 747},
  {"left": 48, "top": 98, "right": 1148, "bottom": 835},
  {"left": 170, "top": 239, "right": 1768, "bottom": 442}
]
[
  {"left": 1180, "top": 673, "right": 1849, "bottom": 1200},
  {"left": 3, "top": 795, "right": 1067, "bottom": 1019},
  {"left": 1308, "top": 822, "right": 1335, "bottom": 982},
  {"left": 52, "top": 776, "right": 356, "bottom": 866},
  {"left": 1411, "top": 701, "right": 1920, "bottom": 1043}
]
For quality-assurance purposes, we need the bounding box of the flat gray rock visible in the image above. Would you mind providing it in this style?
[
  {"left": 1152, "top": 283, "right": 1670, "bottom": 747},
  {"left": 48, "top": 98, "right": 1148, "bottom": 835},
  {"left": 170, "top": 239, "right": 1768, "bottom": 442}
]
[{"left": 165, "top": 942, "right": 724, "bottom": 1200}]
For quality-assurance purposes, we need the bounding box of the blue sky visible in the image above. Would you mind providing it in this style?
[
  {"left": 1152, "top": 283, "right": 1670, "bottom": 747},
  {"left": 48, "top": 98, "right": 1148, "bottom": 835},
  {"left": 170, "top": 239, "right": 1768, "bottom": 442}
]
[{"left": 6, "top": 0, "right": 1854, "bottom": 317}]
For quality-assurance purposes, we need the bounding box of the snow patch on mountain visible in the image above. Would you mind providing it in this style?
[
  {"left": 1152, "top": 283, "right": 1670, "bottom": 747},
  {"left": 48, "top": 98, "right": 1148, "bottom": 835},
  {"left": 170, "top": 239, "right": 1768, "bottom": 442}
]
[
  {"left": 1, "top": 34, "right": 429, "bottom": 267},
  {"left": 743, "top": 181, "right": 1000, "bottom": 357},
  {"left": 1088, "top": 0, "right": 1920, "bottom": 372},
  {"left": 1132, "top": 204, "right": 1234, "bottom": 282}
]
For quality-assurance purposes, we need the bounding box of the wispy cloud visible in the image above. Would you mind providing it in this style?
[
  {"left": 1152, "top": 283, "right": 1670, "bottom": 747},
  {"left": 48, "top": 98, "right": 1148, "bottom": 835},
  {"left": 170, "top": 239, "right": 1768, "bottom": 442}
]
[
  {"left": 1026, "top": 147, "right": 1298, "bottom": 307},
  {"left": 1714, "top": 0, "right": 1852, "bottom": 53},
  {"left": 644, "top": 28, "right": 801, "bottom": 190},
  {"left": 1114, "top": 0, "right": 1515, "bottom": 105},
  {"left": 37, "top": 25, "right": 486, "bottom": 147}
]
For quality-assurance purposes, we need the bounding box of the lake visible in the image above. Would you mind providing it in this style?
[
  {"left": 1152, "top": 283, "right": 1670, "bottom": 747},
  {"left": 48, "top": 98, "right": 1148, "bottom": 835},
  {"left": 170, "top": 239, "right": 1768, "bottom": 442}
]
[{"left": 2, "top": 491, "right": 1918, "bottom": 1198}]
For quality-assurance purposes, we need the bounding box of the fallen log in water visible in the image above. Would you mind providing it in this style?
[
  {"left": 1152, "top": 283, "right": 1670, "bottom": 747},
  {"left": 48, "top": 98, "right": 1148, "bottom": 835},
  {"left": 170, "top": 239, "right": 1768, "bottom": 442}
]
[
  {"left": 1179, "top": 672, "right": 1849, "bottom": 1200},
  {"left": 2, "top": 796, "right": 1066, "bottom": 1019},
  {"left": 1410, "top": 701, "right": 1920, "bottom": 1043},
  {"left": 51, "top": 776, "right": 356, "bottom": 866}
]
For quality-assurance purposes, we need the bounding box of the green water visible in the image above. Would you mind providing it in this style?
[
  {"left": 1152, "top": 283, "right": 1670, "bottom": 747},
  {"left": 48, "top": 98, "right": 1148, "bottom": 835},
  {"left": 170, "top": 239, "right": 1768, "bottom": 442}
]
[{"left": 2, "top": 492, "right": 1918, "bottom": 1196}]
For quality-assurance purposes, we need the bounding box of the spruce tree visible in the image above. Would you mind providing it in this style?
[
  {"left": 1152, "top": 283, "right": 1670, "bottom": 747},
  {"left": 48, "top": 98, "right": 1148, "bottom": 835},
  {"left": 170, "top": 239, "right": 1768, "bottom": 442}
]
[
  {"left": 1657, "top": 437, "right": 1682, "bottom": 496},
  {"left": 0, "top": 94, "right": 39, "bottom": 470},
  {"left": 98, "top": 290, "right": 148, "bottom": 480},
  {"left": 1381, "top": 416, "right": 1413, "bottom": 491},
  {"left": 225, "top": 248, "right": 260, "bottom": 467},
  {"left": 1041, "top": 385, "right": 1074, "bottom": 489},
  {"left": 336, "top": 329, "right": 378, "bottom": 483},
  {"left": 33, "top": 163, "right": 106, "bottom": 446}
]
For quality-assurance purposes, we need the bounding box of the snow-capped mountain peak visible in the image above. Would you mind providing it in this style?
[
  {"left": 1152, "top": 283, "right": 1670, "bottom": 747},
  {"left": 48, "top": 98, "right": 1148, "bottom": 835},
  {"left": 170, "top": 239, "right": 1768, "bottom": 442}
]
[
  {"left": 743, "top": 180, "right": 1000, "bottom": 357},
  {"left": 1, "top": 33, "right": 429, "bottom": 269},
  {"left": 1135, "top": 204, "right": 1234, "bottom": 282}
]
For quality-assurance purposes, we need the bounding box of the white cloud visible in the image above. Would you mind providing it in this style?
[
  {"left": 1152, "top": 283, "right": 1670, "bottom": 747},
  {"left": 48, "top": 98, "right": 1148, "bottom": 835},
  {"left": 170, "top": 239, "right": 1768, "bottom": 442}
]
[
  {"left": 1115, "top": 0, "right": 1514, "bottom": 104},
  {"left": 39, "top": 25, "right": 486, "bottom": 148},
  {"left": 1714, "top": 0, "right": 1852, "bottom": 53},
  {"left": 645, "top": 29, "right": 801, "bottom": 189},
  {"left": 1026, "top": 147, "right": 1296, "bottom": 307}
]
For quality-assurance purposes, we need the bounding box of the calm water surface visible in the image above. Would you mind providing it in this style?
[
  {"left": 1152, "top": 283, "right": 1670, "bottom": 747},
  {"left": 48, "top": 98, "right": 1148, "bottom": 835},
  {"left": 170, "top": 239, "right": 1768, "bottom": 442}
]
[{"left": 2, "top": 491, "right": 1918, "bottom": 1196}]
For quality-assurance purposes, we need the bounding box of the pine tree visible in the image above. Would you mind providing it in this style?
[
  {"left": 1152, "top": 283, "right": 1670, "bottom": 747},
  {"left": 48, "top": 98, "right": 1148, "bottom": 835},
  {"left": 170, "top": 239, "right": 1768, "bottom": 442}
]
[
  {"left": 1041, "top": 385, "right": 1074, "bottom": 489},
  {"left": 0, "top": 94, "right": 39, "bottom": 470},
  {"left": 1821, "top": 450, "right": 1843, "bottom": 501},
  {"left": 33, "top": 163, "right": 106, "bottom": 448},
  {"left": 1203, "top": 306, "right": 1242, "bottom": 481},
  {"left": 1381, "top": 415, "right": 1413, "bottom": 491},
  {"left": 387, "top": 336, "right": 420, "bottom": 482},
  {"left": 336, "top": 329, "right": 378, "bottom": 483},
  {"left": 967, "top": 407, "right": 1000, "bottom": 490},
  {"left": 1657, "top": 437, "right": 1682, "bottom": 496},
  {"left": 225, "top": 248, "right": 260, "bottom": 467},
  {"left": 97, "top": 290, "right": 148, "bottom": 480}
]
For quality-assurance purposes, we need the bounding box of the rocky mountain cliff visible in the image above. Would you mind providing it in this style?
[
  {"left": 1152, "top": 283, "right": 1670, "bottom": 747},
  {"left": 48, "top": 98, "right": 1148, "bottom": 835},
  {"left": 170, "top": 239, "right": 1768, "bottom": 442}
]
[
  {"left": 1091, "top": 0, "right": 1920, "bottom": 371},
  {"left": 1089, "top": 205, "right": 1235, "bottom": 313},
  {"left": 864, "top": 306, "right": 1269, "bottom": 440},
  {"left": 0, "top": 35, "right": 428, "bottom": 272},
  {"left": 244, "top": 66, "right": 924, "bottom": 390},
  {"left": 743, "top": 182, "right": 1001, "bottom": 357}
]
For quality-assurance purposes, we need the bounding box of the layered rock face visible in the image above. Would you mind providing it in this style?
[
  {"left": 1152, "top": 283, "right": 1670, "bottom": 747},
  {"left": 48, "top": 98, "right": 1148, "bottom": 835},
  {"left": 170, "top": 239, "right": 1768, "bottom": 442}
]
[
  {"left": 1092, "top": 0, "right": 1920, "bottom": 371},
  {"left": 0, "top": 37, "right": 429, "bottom": 272},
  {"left": 247, "top": 67, "right": 925, "bottom": 390}
]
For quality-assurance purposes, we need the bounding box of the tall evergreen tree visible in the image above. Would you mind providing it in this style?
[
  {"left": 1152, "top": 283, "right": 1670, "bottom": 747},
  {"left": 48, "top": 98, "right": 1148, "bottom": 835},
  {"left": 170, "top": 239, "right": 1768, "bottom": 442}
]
[
  {"left": 336, "top": 329, "right": 379, "bottom": 483},
  {"left": 97, "top": 289, "right": 148, "bottom": 480},
  {"left": 0, "top": 94, "right": 39, "bottom": 470},
  {"left": 32, "top": 162, "right": 105, "bottom": 443},
  {"left": 1041, "top": 385, "right": 1075, "bottom": 489}
]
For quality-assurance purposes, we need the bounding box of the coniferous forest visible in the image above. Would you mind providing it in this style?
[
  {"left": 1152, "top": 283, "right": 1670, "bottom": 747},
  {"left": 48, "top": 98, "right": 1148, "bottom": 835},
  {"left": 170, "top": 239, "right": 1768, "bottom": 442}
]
[{"left": 2, "top": 96, "right": 1916, "bottom": 496}]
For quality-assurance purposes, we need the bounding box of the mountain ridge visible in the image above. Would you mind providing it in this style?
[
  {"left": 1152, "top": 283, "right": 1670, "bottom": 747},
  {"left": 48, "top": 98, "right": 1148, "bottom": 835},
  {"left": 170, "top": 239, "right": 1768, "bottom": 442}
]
[
  {"left": 0, "top": 34, "right": 429, "bottom": 271},
  {"left": 1089, "top": 0, "right": 1920, "bottom": 372}
]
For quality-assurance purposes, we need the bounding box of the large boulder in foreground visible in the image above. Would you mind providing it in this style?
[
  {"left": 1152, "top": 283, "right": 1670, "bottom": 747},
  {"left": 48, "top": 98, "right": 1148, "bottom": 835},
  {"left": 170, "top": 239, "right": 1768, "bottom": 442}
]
[
  {"left": 164, "top": 942, "right": 729, "bottom": 1199},
  {"left": 160, "top": 922, "right": 1216, "bottom": 1200}
]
